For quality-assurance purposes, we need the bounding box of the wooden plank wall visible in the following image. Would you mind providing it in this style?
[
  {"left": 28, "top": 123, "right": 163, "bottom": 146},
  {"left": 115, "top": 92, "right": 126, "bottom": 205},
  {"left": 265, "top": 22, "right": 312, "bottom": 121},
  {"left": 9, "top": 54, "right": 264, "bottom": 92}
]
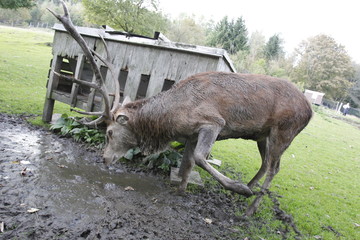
[{"left": 44, "top": 30, "right": 234, "bottom": 119}]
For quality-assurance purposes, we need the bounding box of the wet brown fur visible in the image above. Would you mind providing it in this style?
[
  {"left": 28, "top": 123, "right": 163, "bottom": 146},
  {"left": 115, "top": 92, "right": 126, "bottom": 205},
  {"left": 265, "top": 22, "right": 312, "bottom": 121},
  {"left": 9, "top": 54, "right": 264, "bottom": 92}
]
[{"left": 121, "top": 72, "right": 312, "bottom": 154}]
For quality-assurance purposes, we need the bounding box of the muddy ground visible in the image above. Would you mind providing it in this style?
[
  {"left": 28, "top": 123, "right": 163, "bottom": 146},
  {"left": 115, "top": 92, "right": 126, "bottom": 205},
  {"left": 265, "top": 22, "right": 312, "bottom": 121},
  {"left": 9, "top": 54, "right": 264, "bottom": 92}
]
[{"left": 0, "top": 114, "right": 298, "bottom": 239}]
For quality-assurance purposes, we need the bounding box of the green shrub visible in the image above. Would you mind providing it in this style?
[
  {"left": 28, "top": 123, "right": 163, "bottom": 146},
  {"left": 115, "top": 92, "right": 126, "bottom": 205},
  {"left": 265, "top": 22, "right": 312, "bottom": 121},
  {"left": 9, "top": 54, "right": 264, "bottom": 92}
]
[{"left": 50, "top": 114, "right": 105, "bottom": 149}]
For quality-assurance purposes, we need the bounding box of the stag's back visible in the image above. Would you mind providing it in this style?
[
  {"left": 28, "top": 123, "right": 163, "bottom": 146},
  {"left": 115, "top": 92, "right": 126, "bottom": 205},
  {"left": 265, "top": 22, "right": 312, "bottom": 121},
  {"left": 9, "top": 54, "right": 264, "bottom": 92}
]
[{"left": 134, "top": 72, "right": 312, "bottom": 142}]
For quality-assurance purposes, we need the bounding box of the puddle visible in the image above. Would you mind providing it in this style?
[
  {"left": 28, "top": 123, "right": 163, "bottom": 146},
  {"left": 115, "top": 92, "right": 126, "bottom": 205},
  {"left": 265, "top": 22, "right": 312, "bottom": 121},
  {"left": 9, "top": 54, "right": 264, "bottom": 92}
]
[{"left": 0, "top": 119, "right": 164, "bottom": 217}]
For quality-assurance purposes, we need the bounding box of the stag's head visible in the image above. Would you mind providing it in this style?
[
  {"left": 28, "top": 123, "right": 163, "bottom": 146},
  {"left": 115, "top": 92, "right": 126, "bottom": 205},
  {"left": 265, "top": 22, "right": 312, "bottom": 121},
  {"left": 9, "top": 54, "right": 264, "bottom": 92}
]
[
  {"left": 49, "top": 1, "right": 139, "bottom": 166},
  {"left": 103, "top": 97, "right": 138, "bottom": 165}
]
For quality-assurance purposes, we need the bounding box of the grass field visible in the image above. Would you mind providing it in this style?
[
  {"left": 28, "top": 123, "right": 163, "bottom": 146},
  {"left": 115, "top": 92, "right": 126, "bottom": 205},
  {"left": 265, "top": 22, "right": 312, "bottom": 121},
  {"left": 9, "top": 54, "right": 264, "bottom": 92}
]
[
  {"left": 1, "top": 26, "right": 359, "bottom": 239},
  {"left": 0, "top": 25, "right": 71, "bottom": 118}
]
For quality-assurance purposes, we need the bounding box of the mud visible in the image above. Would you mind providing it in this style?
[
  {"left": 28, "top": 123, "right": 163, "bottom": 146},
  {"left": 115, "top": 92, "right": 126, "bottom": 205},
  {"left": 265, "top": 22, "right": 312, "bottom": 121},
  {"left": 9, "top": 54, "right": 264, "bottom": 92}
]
[{"left": 0, "top": 114, "right": 252, "bottom": 239}]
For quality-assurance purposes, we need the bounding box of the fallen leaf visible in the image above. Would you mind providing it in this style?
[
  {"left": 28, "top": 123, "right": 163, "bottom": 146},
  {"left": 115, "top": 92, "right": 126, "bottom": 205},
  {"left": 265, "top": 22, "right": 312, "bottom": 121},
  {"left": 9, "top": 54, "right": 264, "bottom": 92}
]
[
  {"left": 0, "top": 222, "right": 4, "bottom": 233},
  {"left": 204, "top": 218, "right": 213, "bottom": 224},
  {"left": 27, "top": 208, "right": 40, "bottom": 213},
  {"left": 125, "top": 186, "right": 135, "bottom": 191},
  {"left": 20, "top": 160, "right": 31, "bottom": 165}
]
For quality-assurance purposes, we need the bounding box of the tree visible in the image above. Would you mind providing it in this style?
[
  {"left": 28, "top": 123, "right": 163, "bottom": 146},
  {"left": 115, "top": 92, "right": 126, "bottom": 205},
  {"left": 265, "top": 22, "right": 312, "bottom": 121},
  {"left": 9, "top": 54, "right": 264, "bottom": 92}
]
[
  {"left": 82, "top": 0, "right": 168, "bottom": 36},
  {"left": 208, "top": 16, "right": 248, "bottom": 54},
  {"left": 264, "top": 34, "right": 284, "bottom": 61},
  {"left": 348, "top": 63, "right": 360, "bottom": 107},
  {"left": 165, "top": 14, "right": 206, "bottom": 45},
  {"left": 292, "top": 34, "right": 354, "bottom": 100},
  {"left": 0, "top": 0, "right": 35, "bottom": 9}
]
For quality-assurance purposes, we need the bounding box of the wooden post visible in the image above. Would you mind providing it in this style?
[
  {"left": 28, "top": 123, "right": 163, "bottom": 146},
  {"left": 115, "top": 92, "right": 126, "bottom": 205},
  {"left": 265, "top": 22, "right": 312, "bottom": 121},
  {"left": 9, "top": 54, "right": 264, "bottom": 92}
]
[
  {"left": 70, "top": 54, "right": 85, "bottom": 107},
  {"left": 42, "top": 55, "right": 62, "bottom": 122},
  {"left": 86, "top": 75, "right": 97, "bottom": 112}
]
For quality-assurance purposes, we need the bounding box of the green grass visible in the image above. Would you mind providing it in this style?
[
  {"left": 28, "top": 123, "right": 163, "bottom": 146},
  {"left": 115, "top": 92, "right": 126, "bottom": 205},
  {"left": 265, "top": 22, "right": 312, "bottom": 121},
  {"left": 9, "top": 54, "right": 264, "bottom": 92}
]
[
  {"left": 1, "top": 26, "right": 359, "bottom": 239},
  {"left": 0, "top": 25, "right": 72, "bottom": 121},
  {"left": 208, "top": 108, "right": 360, "bottom": 239}
]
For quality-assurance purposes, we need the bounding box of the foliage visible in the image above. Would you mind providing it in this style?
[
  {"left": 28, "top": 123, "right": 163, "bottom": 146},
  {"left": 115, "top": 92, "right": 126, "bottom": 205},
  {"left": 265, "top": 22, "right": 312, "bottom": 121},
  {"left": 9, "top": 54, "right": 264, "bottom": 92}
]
[
  {"left": 264, "top": 33, "right": 284, "bottom": 61},
  {"left": 142, "top": 149, "right": 182, "bottom": 172},
  {"left": 165, "top": 14, "right": 207, "bottom": 45},
  {"left": 291, "top": 34, "right": 354, "bottom": 100},
  {"left": 50, "top": 114, "right": 105, "bottom": 148},
  {"left": 0, "top": 0, "right": 35, "bottom": 9},
  {"left": 121, "top": 142, "right": 183, "bottom": 173},
  {"left": 208, "top": 16, "right": 248, "bottom": 54},
  {"left": 0, "top": 0, "right": 88, "bottom": 27},
  {"left": 348, "top": 63, "right": 360, "bottom": 107},
  {"left": 231, "top": 31, "right": 290, "bottom": 78},
  {"left": 82, "top": 0, "right": 168, "bottom": 36}
]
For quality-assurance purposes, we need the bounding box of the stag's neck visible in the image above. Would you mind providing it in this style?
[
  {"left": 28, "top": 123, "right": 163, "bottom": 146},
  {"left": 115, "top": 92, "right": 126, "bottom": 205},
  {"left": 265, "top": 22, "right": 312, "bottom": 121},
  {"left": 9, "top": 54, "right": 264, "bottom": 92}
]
[{"left": 128, "top": 94, "right": 176, "bottom": 154}]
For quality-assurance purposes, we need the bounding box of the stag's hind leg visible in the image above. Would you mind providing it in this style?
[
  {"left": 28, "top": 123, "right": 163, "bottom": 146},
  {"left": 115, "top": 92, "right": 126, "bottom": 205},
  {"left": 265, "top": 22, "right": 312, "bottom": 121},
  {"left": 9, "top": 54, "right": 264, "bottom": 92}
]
[
  {"left": 193, "top": 126, "right": 253, "bottom": 197},
  {"left": 245, "top": 128, "right": 294, "bottom": 216}
]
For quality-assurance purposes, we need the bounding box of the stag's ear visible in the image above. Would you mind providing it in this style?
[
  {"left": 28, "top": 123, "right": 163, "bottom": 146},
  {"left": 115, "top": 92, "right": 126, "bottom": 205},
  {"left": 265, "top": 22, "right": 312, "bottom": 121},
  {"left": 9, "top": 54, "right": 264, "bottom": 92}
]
[
  {"left": 121, "top": 96, "right": 132, "bottom": 106},
  {"left": 116, "top": 114, "right": 129, "bottom": 125}
]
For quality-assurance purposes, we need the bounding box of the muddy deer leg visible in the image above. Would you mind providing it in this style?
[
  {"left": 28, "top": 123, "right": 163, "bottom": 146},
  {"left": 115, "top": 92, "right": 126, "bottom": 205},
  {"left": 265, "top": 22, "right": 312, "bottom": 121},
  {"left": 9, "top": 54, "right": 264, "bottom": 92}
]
[
  {"left": 194, "top": 126, "right": 253, "bottom": 197},
  {"left": 178, "top": 140, "right": 196, "bottom": 192},
  {"left": 245, "top": 157, "right": 278, "bottom": 216},
  {"left": 248, "top": 138, "right": 269, "bottom": 189},
  {"left": 245, "top": 129, "right": 292, "bottom": 216}
]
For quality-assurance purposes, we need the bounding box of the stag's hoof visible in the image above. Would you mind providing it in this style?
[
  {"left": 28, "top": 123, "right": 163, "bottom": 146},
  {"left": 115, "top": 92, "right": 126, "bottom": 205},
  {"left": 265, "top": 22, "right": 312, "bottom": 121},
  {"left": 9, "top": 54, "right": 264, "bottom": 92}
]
[
  {"left": 226, "top": 182, "right": 254, "bottom": 197},
  {"left": 172, "top": 187, "right": 187, "bottom": 197}
]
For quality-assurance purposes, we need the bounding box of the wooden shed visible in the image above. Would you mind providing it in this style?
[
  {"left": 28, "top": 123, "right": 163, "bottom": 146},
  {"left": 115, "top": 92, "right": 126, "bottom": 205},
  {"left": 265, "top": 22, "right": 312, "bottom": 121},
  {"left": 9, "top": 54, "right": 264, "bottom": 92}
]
[
  {"left": 304, "top": 89, "right": 325, "bottom": 105},
  {"left": 42, "top": 24, "right": 236, "bottom": 122}
]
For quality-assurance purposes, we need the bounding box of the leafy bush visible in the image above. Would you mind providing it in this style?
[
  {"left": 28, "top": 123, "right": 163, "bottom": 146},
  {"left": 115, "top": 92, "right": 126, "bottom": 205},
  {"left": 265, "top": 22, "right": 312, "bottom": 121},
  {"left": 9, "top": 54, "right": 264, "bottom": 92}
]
[
  {"left": 121, "top": 143, "right": 184, "bottom": 173},
  {"left": 50, "top": 114, "right": 183, "bottom": 173},
  {"left": 50, "top": 114, "right": 105, "bottom": 149}
]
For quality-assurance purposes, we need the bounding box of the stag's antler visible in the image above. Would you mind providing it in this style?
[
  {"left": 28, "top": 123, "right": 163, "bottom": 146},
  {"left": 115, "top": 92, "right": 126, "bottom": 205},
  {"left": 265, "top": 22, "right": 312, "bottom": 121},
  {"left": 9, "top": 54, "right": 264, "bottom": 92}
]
[{"left": 48, "top": 0, "right": 120, "bottom": 125}]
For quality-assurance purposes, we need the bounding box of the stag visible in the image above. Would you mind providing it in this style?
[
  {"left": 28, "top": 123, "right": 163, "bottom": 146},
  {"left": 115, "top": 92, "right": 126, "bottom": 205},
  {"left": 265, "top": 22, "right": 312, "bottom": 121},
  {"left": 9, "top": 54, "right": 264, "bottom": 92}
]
[{"left": 49, "top": 1, "right": 312, "bottom": 216}]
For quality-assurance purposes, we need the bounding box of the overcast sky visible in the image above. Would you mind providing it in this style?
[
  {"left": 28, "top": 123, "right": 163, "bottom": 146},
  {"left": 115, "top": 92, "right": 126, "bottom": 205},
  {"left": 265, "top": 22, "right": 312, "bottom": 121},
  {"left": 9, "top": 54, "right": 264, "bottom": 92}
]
[{"left": 159, "top": 0, "right": 359, "bottom": 63}]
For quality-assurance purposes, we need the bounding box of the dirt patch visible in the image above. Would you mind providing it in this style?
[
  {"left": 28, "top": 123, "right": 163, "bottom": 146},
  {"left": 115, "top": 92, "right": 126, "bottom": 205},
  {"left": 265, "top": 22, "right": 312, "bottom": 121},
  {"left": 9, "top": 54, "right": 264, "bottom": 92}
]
[
  {"left": 0, "top": 114, "right": 300, "bottom": 239},
  {"left": 0, "top": 114, "right": 244, "bottom": 239}
]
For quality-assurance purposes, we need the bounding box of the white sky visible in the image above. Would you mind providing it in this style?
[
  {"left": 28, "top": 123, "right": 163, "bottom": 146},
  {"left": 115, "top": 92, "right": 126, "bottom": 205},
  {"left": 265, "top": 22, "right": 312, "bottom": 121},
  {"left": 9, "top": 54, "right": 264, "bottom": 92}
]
[{"left": 159, "top": 0, "right": 360, "bottom": 63}]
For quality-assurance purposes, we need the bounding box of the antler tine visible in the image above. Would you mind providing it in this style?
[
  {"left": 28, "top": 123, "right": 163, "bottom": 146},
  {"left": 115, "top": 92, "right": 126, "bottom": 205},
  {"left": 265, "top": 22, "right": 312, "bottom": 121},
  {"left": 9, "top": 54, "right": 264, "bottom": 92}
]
[
  {"left": 91, "top": 35, "right": 121, "bottom": 112},
  {"left": 48, "top": 0, "right": 112, "bottom": 122},
  {"left": 76, "top": 115, "right": 106, "bottom": 127},
  {"left": 70, "top": 108, "right": 103, "bottom": 116},
  {"left": 53, "top": 71, "right": 110, "bottom": 110}
]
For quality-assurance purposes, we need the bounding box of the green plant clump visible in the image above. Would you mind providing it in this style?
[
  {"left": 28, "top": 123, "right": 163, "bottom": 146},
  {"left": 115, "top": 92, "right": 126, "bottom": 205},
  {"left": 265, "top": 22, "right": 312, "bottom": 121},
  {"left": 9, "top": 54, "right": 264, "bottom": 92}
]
[
  {"left": 121, "top": 143, "right": 184, "bottom": 173},
  {"left": 50, "top": 114, "right": 105, "bottom": 149}
]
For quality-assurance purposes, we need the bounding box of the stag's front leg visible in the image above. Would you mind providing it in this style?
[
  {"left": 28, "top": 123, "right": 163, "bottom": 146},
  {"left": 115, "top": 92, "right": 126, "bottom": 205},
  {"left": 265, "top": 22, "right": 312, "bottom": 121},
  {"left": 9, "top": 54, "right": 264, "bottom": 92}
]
[{"left": 193, "top": 126, "right": 253, "bottom": 197}]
